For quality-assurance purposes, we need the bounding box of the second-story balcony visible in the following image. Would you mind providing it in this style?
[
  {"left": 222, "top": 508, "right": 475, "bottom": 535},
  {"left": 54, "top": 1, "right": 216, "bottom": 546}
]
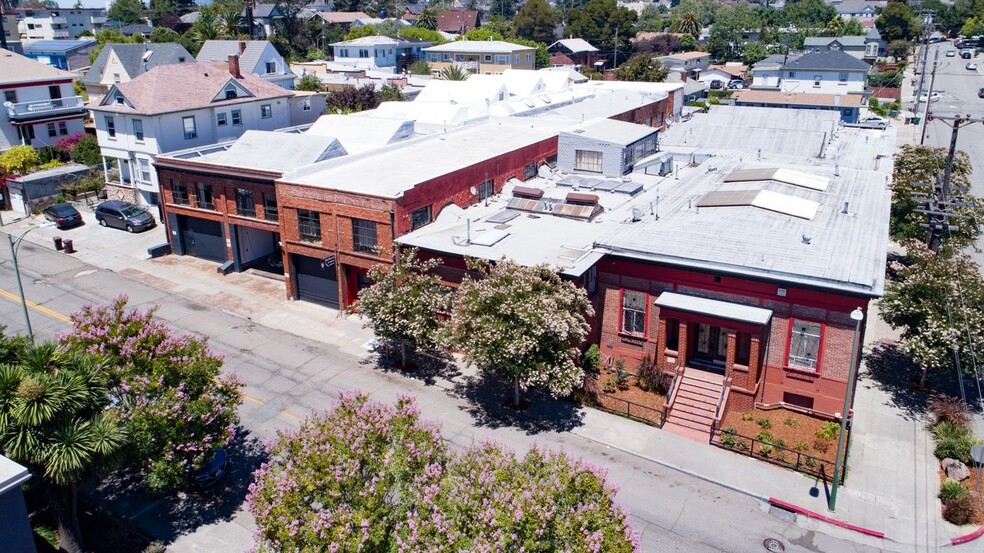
[{"left": 4, "top": 96, "right": 86, "bottom": 122}]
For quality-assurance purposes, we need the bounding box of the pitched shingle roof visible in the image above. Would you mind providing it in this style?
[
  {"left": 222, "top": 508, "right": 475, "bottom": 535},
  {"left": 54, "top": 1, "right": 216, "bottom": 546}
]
[
  {"left": 196, "top": 40, "right": 296, "bottom": 79},
  {"left": 548, "top": 39, "right": 599, "bottom": 54},
  {"left": 316, "top": 11, "right": 371, "bottom": 24},
  {"left": 91, "top": 62, "right": 293, "bottom": 115},
  {"left": 782, "top": 50, "right": 871, "bottom": 72},
  {"left": 0, "top": 48, "right": 77, "bottom": 86},
  {"left": 82, "top": 43, "right": 194, "bottom": 86},
  {"left": 437, "top": 10, "right": 479, "bottom": 33}
]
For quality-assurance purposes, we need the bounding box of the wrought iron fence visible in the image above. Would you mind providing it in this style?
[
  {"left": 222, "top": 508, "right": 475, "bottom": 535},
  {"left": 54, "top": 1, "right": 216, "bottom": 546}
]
[
  {"left": 593, "top": 390, "right": 663, "bottom": 427},
  {"left": 710, "top": 422, "right": 847, "bottom": 482}
]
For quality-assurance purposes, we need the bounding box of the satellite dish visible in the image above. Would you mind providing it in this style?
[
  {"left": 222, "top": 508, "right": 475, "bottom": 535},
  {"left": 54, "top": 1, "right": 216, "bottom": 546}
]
[{"left": 470, "top": 186, "right": 478, "bottom": 195}]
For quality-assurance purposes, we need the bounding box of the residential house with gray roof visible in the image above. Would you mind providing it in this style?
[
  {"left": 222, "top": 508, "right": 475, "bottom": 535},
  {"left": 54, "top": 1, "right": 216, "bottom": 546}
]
[
  {"left": 751, "top": 50, "right": 869, "bottom": 95},
  {"left": 82, "top": 43, "right": 194, "bottom": 105},
  {"left": 803, "top": 32, "right": 882, "bottom": 62},
  {"left": 197, "top": 40, "right": 296, "bottom": 89}
]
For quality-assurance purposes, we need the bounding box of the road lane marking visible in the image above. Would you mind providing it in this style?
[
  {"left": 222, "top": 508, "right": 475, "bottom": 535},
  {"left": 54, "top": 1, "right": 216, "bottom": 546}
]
[{"left": 0, "top": 288, "right": 72, "bottom": 323}]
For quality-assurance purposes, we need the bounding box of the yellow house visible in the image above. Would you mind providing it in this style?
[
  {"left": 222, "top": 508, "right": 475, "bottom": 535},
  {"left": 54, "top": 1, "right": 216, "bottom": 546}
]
[{"left": 423, "top": 40, "right": 536, "bottom": 75}]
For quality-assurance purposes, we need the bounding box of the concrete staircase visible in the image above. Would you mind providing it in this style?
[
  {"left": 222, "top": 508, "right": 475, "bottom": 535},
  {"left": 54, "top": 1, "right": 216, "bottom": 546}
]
[{"left": 662, "top": 369, "right": 727, "bottom": 442}]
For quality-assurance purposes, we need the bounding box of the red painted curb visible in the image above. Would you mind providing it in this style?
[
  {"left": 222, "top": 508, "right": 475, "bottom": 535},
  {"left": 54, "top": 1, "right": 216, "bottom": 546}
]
[
  {"left": 768, "top": 497, "right": 886, "bottom": 539},
  {"left": 951, "top": 526, "right": 984, "bottom": 546}
]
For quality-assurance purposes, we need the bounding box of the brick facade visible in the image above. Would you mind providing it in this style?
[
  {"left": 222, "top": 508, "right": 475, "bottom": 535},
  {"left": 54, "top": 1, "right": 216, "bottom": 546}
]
[{"left": 595, "top": 257, "right": 869, "bottom": 418}]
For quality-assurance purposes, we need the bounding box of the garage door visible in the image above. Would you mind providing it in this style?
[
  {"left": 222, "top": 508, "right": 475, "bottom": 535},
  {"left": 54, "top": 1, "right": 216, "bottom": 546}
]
[
  {"left": 293, "top": 254, "right": 339, "bottom": 308},
  {"left": 180, "top": 216, "right": 226, "bottom": 262}
]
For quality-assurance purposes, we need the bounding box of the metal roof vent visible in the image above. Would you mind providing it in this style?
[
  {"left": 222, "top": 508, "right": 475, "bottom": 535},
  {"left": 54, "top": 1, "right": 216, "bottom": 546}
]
[
  {"left": 802, "top": 233, "right": 812, "bottom": 245},
  {"left": 631, "top": 206, "right": 644, "bottom": 222}
]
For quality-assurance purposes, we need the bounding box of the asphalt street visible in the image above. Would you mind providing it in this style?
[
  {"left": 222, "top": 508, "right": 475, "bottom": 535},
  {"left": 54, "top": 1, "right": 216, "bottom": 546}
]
[{"left": 0, "top": 227, "right": 884, "bottom": 552}]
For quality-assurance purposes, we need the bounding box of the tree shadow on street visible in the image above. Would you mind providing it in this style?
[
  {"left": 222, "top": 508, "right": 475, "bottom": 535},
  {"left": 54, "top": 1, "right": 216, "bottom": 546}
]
[
  {"left": 361, "top": 340, "right": 461, "bottom": 386},
  {"left": 450, "top": 371, "right": 585, "bottom": 435},
  {"left": 87, "top": 428, "right": 267, "bottom": 545},
  {"left": 861, "top": 341, "right": 980, "bottom": 422}
]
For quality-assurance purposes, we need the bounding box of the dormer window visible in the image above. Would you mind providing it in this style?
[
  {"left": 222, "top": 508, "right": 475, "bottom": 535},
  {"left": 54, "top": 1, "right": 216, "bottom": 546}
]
[
  {"left": 225, "top": 84, "right": 237, "bottom": 99},
  {"left": 265, "top": 61, "right": 276, "bottom": 74},
  {"left": 115, "top": 95, "right": 124, "bottom": 105}
]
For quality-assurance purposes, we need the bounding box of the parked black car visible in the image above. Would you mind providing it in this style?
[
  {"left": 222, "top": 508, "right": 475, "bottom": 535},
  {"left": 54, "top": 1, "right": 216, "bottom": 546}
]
[
  {"left": 94, "top": 200, "right": 156, "bottom": 233},
  {"left": 188, "top": 448, "right": 228, "bottom": 489},
  {"left": 42, "top": 203, "right": 84, "bottom": 229}
]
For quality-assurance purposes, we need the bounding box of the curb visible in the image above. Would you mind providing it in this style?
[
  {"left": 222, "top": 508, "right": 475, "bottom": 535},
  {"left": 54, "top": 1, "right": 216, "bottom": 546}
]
[
  {"left": 768, "top": 497, "right": 885, "bottom": 539},
  {"left": 951, "top": 526, "right": 984, "bottom": 546}
]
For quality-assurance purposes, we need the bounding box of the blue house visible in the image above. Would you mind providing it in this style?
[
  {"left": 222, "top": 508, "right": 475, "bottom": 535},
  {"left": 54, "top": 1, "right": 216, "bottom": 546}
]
[{"left": 22, "top": 39, "right": 96, "bottom": 71}]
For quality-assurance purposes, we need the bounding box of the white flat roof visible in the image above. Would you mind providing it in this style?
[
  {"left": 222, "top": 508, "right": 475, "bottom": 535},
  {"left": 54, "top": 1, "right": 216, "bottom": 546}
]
[
  {"left": 424, "top": 40, "right": 534, "bottom": 54},
  {"left": 655, "top": 292, "right": 773, "bottom": 325},
  {"left": 563, "top": 117, "right": 657, "bottom": 146}
]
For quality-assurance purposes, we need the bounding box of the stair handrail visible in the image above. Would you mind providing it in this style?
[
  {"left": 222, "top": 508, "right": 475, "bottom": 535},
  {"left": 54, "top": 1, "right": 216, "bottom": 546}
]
[
  {"left": 661, "top": 364, "right": 685, "bottom": 425},
  {"left": 713, "top": 377, "right": 732, "bottom": 425}
]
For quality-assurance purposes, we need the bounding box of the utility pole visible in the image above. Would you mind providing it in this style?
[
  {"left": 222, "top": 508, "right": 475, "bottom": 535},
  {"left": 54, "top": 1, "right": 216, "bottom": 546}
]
[
  {"left": 612, "top": 27, "right": 619, "bottom": 72},
  {"left": 919, "top": 48, "right": 940, "bottom": 145},
  {"left": 913, "top": 10, "right": 935, "bottom": 125}
]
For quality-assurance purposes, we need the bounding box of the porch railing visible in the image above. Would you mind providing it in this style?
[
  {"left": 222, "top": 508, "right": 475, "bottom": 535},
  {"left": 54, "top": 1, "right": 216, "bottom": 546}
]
[
  {"left": 660, "top": 364, "right": 685, "bottom": 427},
  {"left": 713, "top": 377, "right": 731, "bottom": 426},
  {"left": 5, "top": 96, "right": 86, "bottom": 121}
]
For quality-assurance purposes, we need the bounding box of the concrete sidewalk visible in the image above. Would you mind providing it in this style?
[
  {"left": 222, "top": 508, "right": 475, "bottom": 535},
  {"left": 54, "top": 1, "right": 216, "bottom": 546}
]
[{"left": 1, "top": 211, "right": 971, "bottom": 551}]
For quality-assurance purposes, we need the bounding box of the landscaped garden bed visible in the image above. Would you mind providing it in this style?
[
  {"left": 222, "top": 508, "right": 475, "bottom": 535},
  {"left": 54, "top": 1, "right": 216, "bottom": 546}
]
[
  {"left": 715, "top": 406, "right": 846, "bottom": 479},
  {"left": 582, "top": 353, "right": 668, "bottom": 426},
  {"left": 927, "top": 395, "right": 984, "bottom": 526}
]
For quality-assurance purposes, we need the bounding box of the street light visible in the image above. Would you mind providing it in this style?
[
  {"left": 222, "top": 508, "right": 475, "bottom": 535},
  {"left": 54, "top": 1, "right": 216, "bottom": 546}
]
[
  {"left": 6, "top": 223, "right": 54, "bottom": 342},
  {"left": 828, "top": 306, "right": 865, "bottom": 511}
]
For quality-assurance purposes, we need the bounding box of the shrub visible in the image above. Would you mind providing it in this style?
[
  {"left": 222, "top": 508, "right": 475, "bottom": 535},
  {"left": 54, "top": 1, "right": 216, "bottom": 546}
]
[
  {"left": 756, "top": 431, "right": 774, "bottom": 444},
  {"left": 928, "top": 394, "right": 972, "bottom": 428},
  {"left": 932, "top": 421, "right": 975, "bottom": 463},
  {"left": 602, "top": 377, "right": 617, "bottom": 394},
  {"left": 581, "top": 344, "right": 601, "bottom": 373},
  {"left": 721, "top": 427, "right": 738, "bottom": 448},
  {"left": 759, "top": 443, "right": 773, "bottom": 456},
  {"left": 407, "top": 59, "right": 431, "bottom": 75},
  {"left": 39, "top": 159, "right": 63, "bottom": 170},
  {"left": 296, "top": 73, "right": 325, "bottom": 92},
  {"left": 34, "top": 525, "right": 58, "bottom": 549},
  {"left": 773, "top": 439, "right": 786, "bottom": 450},
  {"left": 940, "top": 480, "right": 968, "bottom": 503},
  {"left": 943, "top": 495, "right": 975, "bottom": 525},
  {"left": 783, "top": 417, "right": 798, "bottom": 428},
  {"left": 637, "top": 354, "right": 668, "bottom": 393},
  {"left": 0, "top": 145, "right": 39, "bottom": 173},
  {"left": 756, "top": 418, "right": 772, "bottom": 430},
  {"left": 70, "top": 135, "right": 101, "bottom": 166},
  {"left": 813, "top": 439, "right": 830, "bottom": 453},
  {"left": 614, "top": 364, "right": 630, "bottom": 391},
  {"left": 741, "top": 412, "right": 755, "bottom": 422},
  {"left": 816, "top": 421, "right": 839, "bottom": 441},
  {"left": 804, "top": 456, "right": 817, "bottom": 468},
  {"left": 794, "top": 441, "right": 809, "bottom": 452}
]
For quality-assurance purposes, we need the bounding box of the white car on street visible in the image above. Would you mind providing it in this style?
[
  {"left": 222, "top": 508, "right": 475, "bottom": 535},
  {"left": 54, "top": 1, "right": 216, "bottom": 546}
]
[
  {"left": 919, "top": 91, "right": 941, "bottom": 103},
  {"left": 857, "top": 116, "right": 889, "bottom": 129}
]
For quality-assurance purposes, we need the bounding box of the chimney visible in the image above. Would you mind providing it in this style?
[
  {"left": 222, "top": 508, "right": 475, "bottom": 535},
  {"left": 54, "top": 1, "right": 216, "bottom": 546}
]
[
  {"left": 228, "top": 54, "right": 242, "bottom": 79},
  {"left": 239, "top": 41, "right": 247, "bottom": 55}
]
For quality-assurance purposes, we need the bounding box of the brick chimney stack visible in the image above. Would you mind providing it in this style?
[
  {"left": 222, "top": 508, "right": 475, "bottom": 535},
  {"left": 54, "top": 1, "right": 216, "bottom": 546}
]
[
  {"left": 228, "top": 54, "right": 242, "bottom": 79},
  {"left": 239, "top": 41, "right": 247, "bottom": 55}
]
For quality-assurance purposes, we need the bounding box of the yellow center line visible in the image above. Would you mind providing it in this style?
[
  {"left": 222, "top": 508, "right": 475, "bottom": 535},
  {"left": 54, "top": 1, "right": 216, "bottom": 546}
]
[{"left": 0, "top": 288, "right": 71, "bottom": 323}]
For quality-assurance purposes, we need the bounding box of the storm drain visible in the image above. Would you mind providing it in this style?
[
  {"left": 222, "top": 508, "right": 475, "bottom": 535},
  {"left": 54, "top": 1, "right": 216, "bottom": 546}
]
[{"left": 762, "top": 537, "right": 786, "bottom": 552}]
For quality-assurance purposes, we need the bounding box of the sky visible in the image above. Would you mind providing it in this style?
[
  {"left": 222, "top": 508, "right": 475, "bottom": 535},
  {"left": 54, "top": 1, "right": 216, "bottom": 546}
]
[{"left": 55, "top": 0, "right": 211, "bottom": 9}]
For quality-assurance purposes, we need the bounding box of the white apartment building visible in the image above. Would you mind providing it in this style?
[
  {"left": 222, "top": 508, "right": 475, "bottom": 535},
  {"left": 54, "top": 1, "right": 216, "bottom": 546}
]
[{"left": 15, "top": 7, "right": 108, "bottom": 42}]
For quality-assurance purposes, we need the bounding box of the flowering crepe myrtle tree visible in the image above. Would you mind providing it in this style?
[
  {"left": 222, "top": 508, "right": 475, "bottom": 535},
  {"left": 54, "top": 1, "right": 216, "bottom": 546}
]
[
  {"left": 247, "top": 394, "right": 639, "bottom": 552},
  {"left": 354, "top": 248, "right": 453, "bottom": 368},
  {"left": 397, "top": 442, "right": 639, "bottom": 552},
  {"left": 451, "top": 258, "right": 594, "bottom": 406},
  {"left": 247, "top": 392, "right": 448, "bottom": 552},
  {"left": 60, "top": 296, "right": 243, "bottom": 492},
  {"left": 880, "top": 241, "right": 984, "bottom": 388}
]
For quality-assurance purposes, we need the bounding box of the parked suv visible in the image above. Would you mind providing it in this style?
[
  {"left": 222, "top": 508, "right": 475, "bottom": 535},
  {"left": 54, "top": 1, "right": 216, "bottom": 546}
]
[{"left": 95, "top": 200, "right": 156, "bottom": 233}]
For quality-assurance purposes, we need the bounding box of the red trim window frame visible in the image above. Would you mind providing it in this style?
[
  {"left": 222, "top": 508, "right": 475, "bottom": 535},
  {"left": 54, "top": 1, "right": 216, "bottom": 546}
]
[
  {"left": 783, "top": 318, "right": 825, "bottom": 375},
  {"left": 619, "top": 288, "right": 649, "bottom": 337}
]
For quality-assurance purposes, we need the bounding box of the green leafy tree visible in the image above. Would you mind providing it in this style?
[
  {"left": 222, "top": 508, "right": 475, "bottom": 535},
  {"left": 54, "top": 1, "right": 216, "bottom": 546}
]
[
  {"left": 377, "top": 82, "right": 405, "bottom": 101},
  {"left": 0, "top": 145, "right": 39, "bottom": 174},
  {"left": 217, "top": 8, "right": 244, "bottom": 38},
  {"left": 451, "top": 259, "right": 593, "bottom": 406},
  {"left": 679, "top": 33, "right": 697, "bottom": 51},
  {"left": 326, "top": 84, "right": 381, "bottom": 112},
  {"left": 823, "top": 15, "right": 844, "bottom": 36},
  {"left": 354, "top": 249, "right": 450, "bottom": 368},
  {"left": 192, "top": 6, "right": 223, "bottom": 42},
  {"left": 61, "top": 297, "right": 244, "bottom": 493},
  {"left": 880, "top": 242, "right": 984, "bottom": 388},
  {"left": 890, "top": 145, "right": 980, "bottom": 247},
  {"left": 842, "top": 17, "right": 866, "bottom": 36},
  {"left": 247, "top": 393, "right": 639, "bottom": 552},
  {"left": 672, "top": 0, "right": 717, "bottom": 28},
  {"left": 707, "top": 4, "right": 759, "bottom": 61},
  {"left": 876, "top": 1, "right": 920, "bottom": 43},
  {"left": 398, "top": 26, "right": 445, "bottom": 44},
  {"left": 108, "top": 0, "right": 146, "bottom": 25},
  {"left": 439, "top": 64, "right": 470, "bottom": 80},
  {"left": 566, "top": 0, "right": 638, "bottom": 65},
  {"left": 149, "top": 25, "right": 180, "bottom": 42},
  {"left": 783, "top": 0, "right": 837, "bottom": 28},
  {"left": 490, "top": 0, "right": 518, "bottom": 19},
  {"left": 960, "top": 16, "right": 984, "bottom": 38},
  {"left": 295, "top": 73, "right": 325, "bottom": 91},
  {"left": 742, "top": 40, "right": 767, "bottom": 65},
  {"left": 70, "top": 135, "right": 102, "bottom": 166},
  {"left": 407, "top": 59, "right": 432, "bottom": 75},
  {"left": 514, "top": 0, "right": 560, "bottom": 44},
  {"left": 614, "top": 53, "right": 669, "bottom": 81},
  {"left": 637, "top": 3, "right": 665, "bottom": 32},
  {"left": 886, "top": 39, "right": 911, "bottom": 59},
  {"left": 0, "top": 343, "right": 126, "bottom": 553},
  {"left": 343, "top": 23, "right": 378, "bottom": 41}
]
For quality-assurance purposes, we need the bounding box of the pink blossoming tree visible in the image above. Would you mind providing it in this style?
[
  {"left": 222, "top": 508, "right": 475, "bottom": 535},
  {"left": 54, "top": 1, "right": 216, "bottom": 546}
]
[
  {"left": 247, "top": 393, "right": 638, "bottom": 552},
  {"left": 61, "top": 296, "right": 243, "bottom": 492}
]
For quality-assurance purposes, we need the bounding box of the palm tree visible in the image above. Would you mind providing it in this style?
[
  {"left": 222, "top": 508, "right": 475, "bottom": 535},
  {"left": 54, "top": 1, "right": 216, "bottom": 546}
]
[
  {"left": 440, "top": 64, "right": 470, "bottom": 80},
  {"left": 416, "top": 7, "right": 438, "bottom": 31},
  {"left": 824, "top": 16, "right": 844, "bottom": 37},
  {"left": 0, "top": 343, "right": 125, "bottom": 553},
  {"left": 218, "top": 9, "right": 244, "bottom": 39},
  {"left": 677, "top": 13, "right": 701, "bottom": 39},
  {"left": 194, "top": 11, "right": 222, "bottom": 43}
]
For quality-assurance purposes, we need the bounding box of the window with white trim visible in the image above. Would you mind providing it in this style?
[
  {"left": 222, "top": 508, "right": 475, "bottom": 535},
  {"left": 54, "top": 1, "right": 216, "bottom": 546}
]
[
  {"left": 182, "top": 116, "right": 197, "bottom": 139},
  {"left": 787, "top": 319, "right": 822, "bottom": 371},
  {"left": 104, "top": 116, "right": 115, "bottom": 138},
  {"left": 137, "top": 158, "right": 151, "bottom": 182},
  {"left": 260, "top": 104, "right": 272, "bottom": 119},
  {"left": 621, "top": 290, "right": 647, "bottom": 335},
  {"left": 132, "top": 118, "right": 143, "bottom": 141}
]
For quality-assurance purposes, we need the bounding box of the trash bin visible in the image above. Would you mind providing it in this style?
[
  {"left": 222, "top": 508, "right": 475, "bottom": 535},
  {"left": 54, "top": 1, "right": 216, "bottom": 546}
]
[
  {"left": 53, "top": 236, "right": 63, "bottom": 250},
  {"left": 63, "top": 239, "right": 75, "bottom": 254},
  {"left": 914, "top": 116, "right": 921, "bottom": 125}
]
